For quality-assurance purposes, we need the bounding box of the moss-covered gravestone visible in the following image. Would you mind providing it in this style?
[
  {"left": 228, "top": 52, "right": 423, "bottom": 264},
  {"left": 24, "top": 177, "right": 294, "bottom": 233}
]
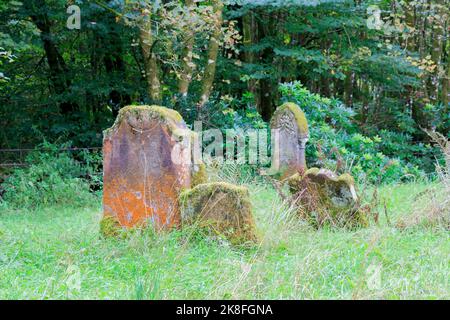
[
  {"left": 102, "top": 105, "right": 192, "bottom": 231},
  {"left": 270, "top": 102, "right": 309, "bottom": 179},
  {"left": 287, "top": 168, "right": 368, "bottom": 228},
  {"left": 179, "top": 182, "right": 258, "bottom": 245}
]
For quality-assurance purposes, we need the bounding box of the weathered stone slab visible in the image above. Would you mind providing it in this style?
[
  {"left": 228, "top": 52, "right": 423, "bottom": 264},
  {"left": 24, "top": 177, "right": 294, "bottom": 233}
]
[
  {"left": 102, "top": 105, "right": 192, "bottom": 230},
  {"left": 270, "top": 102, "right": 309, "bottom": 178},
  {"left": 179, "top": 182, "right": 258, "bottom": 245},
  {"left": 287, "top": 168, "right": 368, "bottom": 228}
]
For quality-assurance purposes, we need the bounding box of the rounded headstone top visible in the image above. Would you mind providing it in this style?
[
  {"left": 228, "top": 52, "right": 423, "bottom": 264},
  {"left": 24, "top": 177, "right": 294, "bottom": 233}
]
[
  {"left": 104, "top": 105, "right": 186, "bottom": 138},
  {"left": 180, "top": 181, "right": 250, "bottom": 200},
  {"left": 270, "top": 102, "right": 309, "bottom": 138}
]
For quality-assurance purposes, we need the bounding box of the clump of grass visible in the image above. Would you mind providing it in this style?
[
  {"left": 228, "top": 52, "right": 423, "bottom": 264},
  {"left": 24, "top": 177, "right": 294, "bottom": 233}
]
[
  {"left": 99, "top": 215, "right": 123, "bottom": 238},
  {"left": 250, "top": 183, "right": 307, "bottom": 251},
  {"left": 207, "top": 162, "right": 262, "bottom": 186},
  {"left": 397, "top": 131, "right": 449, "bottom": 230}
]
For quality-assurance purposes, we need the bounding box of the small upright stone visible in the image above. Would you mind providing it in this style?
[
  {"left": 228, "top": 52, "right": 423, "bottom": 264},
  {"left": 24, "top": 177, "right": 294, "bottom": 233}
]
[
  {"left": 270, "top": 102, "right": 309, "bottom": 178},
  {"left": 102, "top": 105, "right": 192, "bottom": 230},
  {"left": 179, "top": 182, "right": 258, "bottom": 245}
]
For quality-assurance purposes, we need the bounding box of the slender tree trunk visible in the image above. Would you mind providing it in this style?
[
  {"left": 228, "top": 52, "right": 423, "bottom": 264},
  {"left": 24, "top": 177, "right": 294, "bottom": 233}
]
[
  {"left": 256, "top": 11, "right": 279, "bottom": 121},
  {"left": 24, "top": 0, "right": 77, "bottom": 114},
  {"left": 442, "top": 40, "right": 450, "bottom": 110},
  {"left": 104, "top": 36, "right": 131, "bottom": 117},
  {"left": 344, "top": 70, "right": 354, "bottom": 106},
  {"left": 242, "top": 10, "right": 259, "bottom": 103},
  {"left": 139, "top": 13, "right": 162, "bottom": 103},
  {"left": 259, "top": 78, "right": 276, "bottom": 122},
  {"left": 402, "top": 0, "right": 418, "bottom": 120},
  {"left": 430, "top": 0, "right": 445, "bottom": 103},
  {"left": 321, "top": 76, "right": 331, "bottom": 97},
  {"left": 418, "top": 1, "right": 431, "bottom": 102},
  {"left": 405, "top": 0, "right": 416, "bottom": 51},
  {"left": 177, "top": 0, "right": 195, "bottom": 97},
  {"left": 418, "top": 1, "right": 428, "bottom": 58},
  {"left": 89, "top": 32, "right": 101, "bottom": 123},
  {"left": 199, "top": 0, "right": 223, "bottom": 106},
  {"left": 360, "top": 80, "right": 370, "bottom": 126},
  {"left": 105, "top": 51, "right": 131, "bottom": 118}
]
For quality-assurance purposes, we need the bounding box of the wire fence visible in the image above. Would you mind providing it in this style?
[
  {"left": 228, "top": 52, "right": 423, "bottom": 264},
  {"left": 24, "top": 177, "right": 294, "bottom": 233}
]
[{"left": 0, "top": 147, "right": 102, "bottom": 169}]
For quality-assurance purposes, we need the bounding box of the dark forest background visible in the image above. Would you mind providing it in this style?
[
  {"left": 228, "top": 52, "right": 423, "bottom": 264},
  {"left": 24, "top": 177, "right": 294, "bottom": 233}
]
[{"left": 1, "top": 0, "right": 449, "bottom": 182}]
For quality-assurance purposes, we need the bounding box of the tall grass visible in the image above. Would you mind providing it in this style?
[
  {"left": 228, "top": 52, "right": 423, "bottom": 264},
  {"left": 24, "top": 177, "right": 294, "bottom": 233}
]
[
  {"left": 397, "top": 131, "right": 449, "bottom": 230},
  {"left": 0, "top": 180, "right": 448, "bottom": 299},
  {"left": 0, "top": 143, "right": 448, "bottom": 299}
]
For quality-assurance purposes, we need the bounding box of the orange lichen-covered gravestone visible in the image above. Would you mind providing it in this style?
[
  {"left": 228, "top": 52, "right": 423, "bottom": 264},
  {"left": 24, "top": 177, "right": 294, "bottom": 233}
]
[
  {"left": 270, "top": 102, "right": 309, "bottom": 179},
  {"left": 102, "top": 105, "right": 191, "bottom": 231}
]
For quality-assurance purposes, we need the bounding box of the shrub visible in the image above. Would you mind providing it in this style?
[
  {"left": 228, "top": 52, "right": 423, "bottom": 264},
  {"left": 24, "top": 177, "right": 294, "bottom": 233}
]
[
  {"left": 279, "top": 81, "right": 427, "bottom": 184},
  {"left": 0, "top": 141, "right": 98, "bottom": 210}
]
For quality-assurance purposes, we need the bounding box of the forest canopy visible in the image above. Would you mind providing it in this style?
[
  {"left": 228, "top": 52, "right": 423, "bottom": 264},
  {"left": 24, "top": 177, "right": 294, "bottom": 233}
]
[{"left": 1, "top": 0, "right": 449, "bottom": 181}]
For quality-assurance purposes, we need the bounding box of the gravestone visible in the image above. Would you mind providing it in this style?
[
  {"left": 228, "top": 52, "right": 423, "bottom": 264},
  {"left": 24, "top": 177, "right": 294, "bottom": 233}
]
[
  {"left": 270, "top": 102, "right": 309, "bottom": 178},
  {"left": 287, "top": 168, "right": 368, "bottom": 228},
  {"left": 102, "top": 105, "right": 192, "bottom": 231},
  {"left": 179, "top": 182, "right": 258, "bottom": 245}
]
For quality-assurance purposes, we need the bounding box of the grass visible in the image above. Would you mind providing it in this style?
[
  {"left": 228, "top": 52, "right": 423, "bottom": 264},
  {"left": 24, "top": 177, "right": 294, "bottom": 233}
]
[{"left": 0, "top": 182, "right": 448, "bottom": 299}]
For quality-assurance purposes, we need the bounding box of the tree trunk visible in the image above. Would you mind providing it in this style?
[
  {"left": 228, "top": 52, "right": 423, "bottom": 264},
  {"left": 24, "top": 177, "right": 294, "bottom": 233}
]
[
  {"left": 442, "top": 39, "right": 450, "bottom": 110},
  {"left": 104, "top": 29, "right": 131, "bottom": 117},
  {"left": 139, "top": 13, "right": 162, "bottom": 103},
  {"left": 259, "top": 79, "right": 276, "bottom": 122},
  {"left": 177, "top": 0, "right": 196, "bottom": 97},
  {"left": 344, "top": 70, "right": 354, "bottom": 106},
  {"left": 242, "top": 10, "right": 259, "bottom": 104},
  {"left": 430, "top": 0, "right": 445, "bottom": 103},
  {"left": 88, "top": 32, "right": 101, "bottom": 123},
  {"left": 404, "top": 0, "right": 416, "bottom": 51},
  {"left": 256, "top": 12, "right": 279, "bottom": 121},
  {"left": 24, "top": 0, "right": 77, "bottom": 114},
  {"left": 360, "top": 80, "right": 370, "bottom": 127},
  {"left": 199, "top": 0, "right": 223, "bottom": 106}
]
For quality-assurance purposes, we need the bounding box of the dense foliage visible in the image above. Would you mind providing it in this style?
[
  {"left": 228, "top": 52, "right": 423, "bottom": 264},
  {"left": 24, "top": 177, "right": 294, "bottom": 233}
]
[
  {"left": 280, "top": 81, "right": 429, "bottom": 183},
  {"left": 0, "top": 141, "right": 100, "bottom": 209},
  {"left": 1, "top": 0, "right": 449, "bottom": 183}
]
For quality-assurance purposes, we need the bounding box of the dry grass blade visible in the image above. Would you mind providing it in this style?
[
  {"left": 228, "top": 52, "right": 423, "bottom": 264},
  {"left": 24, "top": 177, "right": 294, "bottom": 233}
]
[{"left": 397, "top": 130, "right": 449, "bottom": 230}]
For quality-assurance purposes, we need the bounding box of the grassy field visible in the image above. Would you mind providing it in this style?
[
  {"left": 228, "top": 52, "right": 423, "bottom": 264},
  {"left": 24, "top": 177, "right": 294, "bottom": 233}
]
[{"left": 0, "top": 182, "right": 448, "bottom": 299}]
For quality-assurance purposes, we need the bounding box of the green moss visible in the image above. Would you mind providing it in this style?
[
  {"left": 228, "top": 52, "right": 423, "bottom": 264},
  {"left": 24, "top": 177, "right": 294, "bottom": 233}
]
[
  {"left": 286, "top": 172, "right": 301, "bottom": 182},
  {"left": 288, "top": 167, "right": 353, "bottom": 185},
  {"left": 191, "top": 163, "right": 207, "bottom": 187},
  {"left": 180, "top": 182, "right": 249, "bottom": 207},
  {"left": 179, "top": 182, "right": 257, "bottom": 245},
  {"left": 337, "top": 173, "right": 355, "bottom": 186},
  {"left": 119, "top": 105, "right": 183, "bottom": 123},
  {"left": 271, "top": 102, "right": 309, "bottom": 137},
  {"left": 286, "top": 168, "right": 367, "bottom": 229},
  {"left": 103, "top": 105, "right": 184, "bottom": 138},
  {"left": 304, "top": 168, "right": 354, "bottom": 187},
  {"left": 99, "top": 215, "right": 122, "bottom": 238},
  {"left": 305, "top": 167, "right": 320, "bottom": 176}
]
